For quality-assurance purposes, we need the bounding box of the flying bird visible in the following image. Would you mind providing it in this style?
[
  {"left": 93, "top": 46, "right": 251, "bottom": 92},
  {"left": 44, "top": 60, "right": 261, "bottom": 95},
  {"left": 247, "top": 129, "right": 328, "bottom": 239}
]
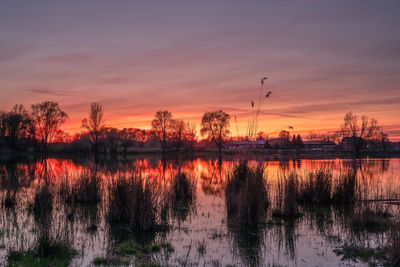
[
  {"left": 266, "top": 91, "right": 272, "bottom": 98},
  {"left": 251, "top": 100, "right": 254, "bottom": 108}
]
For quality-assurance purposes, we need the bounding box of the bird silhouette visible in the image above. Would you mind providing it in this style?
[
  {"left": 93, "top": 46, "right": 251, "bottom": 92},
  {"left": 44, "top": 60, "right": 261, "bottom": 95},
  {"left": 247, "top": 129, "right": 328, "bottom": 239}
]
[
  {"left": 251, "top": 100, "right": 254, "bottom": 108},
  {"left": 266, "top": 91, "right": 272, "bottom": 98}
]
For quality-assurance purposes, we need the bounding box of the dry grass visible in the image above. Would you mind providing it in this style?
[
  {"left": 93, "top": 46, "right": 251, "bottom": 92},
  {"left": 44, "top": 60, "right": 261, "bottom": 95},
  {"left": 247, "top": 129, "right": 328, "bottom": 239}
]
[{"left": 225, "top": 162, "right": 269, "bottom": 226}]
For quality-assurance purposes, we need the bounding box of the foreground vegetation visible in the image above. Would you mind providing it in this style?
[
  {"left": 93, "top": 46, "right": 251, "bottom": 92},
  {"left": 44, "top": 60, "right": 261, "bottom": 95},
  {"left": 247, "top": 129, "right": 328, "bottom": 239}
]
[{"left": 0, "top": 158, "right": 399, "bottom": 266}]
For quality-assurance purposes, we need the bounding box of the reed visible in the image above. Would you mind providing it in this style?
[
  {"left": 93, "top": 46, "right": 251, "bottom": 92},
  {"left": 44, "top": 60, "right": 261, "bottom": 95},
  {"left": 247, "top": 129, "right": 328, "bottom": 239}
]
[{"left": 226, "top": 162, "right": 269, "bottom": 226}]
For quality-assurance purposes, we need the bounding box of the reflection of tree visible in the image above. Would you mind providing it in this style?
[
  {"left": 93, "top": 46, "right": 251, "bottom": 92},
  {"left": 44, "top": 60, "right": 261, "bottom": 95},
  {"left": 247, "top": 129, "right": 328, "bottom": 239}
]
[{"left": 200, "top": 159, "right": 227, "bottom": 196}]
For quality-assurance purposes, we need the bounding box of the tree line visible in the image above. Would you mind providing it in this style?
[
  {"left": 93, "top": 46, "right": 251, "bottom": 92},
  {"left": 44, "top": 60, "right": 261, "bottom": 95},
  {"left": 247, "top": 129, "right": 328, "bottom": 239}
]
[{"left": 0, "top": 101, "right": 390, "bottom": 155}]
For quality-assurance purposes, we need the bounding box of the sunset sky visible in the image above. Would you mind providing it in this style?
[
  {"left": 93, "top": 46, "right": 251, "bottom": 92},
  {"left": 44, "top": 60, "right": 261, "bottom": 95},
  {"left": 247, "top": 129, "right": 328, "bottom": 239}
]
[{"left": 1, "top": 1, "right": 399, "bottom": 139}]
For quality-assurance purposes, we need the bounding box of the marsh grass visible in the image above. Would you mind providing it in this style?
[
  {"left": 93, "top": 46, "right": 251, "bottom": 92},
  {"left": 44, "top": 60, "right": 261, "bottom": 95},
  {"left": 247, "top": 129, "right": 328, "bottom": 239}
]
[
  {"left": 296, "top": 169, "right": 357, "bottom": 206},
  {"left": 332, "top": 171, "right": 357, "bottom": 205},
  {"left": 7, "top": 232, "right": 76, "bottom": 267},
  {"left": 273, "top": 171, "right": 299, "bottom": 219},
  {"left": 297, "top": 169, "right": 333, "bottom": 205},
  {"left": 32, "top": 183, "right": 53, "bottom": 224},
  {"left": 108, "top": 174, "right": 162, "bottom": 231},
  {"left": 350, "top": 204, "right": 391, "bottom": 233},
  {"left": 225, "top": 162, "right": 269, "bottom": 226},
  {"left": 60, "top": 172, "right": 101, "bottom": 205}
]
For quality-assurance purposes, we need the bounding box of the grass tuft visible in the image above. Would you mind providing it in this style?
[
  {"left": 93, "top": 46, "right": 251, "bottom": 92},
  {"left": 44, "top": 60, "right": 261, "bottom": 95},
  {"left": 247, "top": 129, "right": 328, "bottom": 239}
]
[{"left": 225, "top": 162, "right": 269, "bottom": 226}]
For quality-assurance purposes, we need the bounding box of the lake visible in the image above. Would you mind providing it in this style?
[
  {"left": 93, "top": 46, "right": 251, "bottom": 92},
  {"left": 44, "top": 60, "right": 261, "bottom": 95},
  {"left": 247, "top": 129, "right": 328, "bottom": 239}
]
[{"left": 0, "top": 155, "right": 399, "bottom": 266}]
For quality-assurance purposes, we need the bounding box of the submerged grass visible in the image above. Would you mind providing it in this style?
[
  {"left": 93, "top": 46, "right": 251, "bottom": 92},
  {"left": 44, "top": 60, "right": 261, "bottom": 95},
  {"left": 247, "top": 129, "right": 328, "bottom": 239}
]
[
  {"left": 108, "top": 175, "right": 159, "bottom": 231},
  {"left": 273, "top": 171, "right": 299, "bottom": 219},
  {"left": 32, "top": 183, "right": 53, "bottom": 224},
  {"left": 60, "top": 172, "right": 101, "bottom": 205},
  {"left": 350, "top": 205, "right": 391, "bottom": 233},
  {"left": 7, "top": 234, "right": 77, "bottom": 267},
  {"left": 225, "top": 162, "right": 269, "bottom": 226}
]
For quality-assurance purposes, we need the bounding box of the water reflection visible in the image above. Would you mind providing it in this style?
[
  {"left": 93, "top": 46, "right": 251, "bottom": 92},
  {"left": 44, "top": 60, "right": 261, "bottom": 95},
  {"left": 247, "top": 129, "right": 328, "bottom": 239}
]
[{"left": 0, "top": 156, "right": 399, "bottom": 266}]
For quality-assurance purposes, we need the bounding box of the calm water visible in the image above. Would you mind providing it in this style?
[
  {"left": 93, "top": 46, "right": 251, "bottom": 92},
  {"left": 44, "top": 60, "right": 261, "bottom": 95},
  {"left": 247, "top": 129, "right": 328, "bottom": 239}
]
[{"left": 0, "top": 155, "right": 399, "bottom": 266}]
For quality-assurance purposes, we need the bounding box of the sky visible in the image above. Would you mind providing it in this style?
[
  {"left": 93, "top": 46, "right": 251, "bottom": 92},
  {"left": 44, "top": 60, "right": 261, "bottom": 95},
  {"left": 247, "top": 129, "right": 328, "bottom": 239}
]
[{"left": 1, "top": 1, "right": 399, "bottom": 139}]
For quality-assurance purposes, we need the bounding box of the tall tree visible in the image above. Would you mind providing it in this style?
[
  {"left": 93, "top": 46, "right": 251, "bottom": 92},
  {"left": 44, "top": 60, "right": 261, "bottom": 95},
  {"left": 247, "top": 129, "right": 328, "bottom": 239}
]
[
  {"left": 340, "top": 111, "right": 380, "bottom": 156},
  {"left": 5, "top": 105, "right": 33, "bottom": 142},
  {"left": 151, "top": 110, "right": 172, "bottom": 153},
  {"left": 31, "top": 101, "right": 68, "bottom": 151},
  {"left": 186, "top": 122, "right": 197, "bottom": 151},
  {"left": 81, "top": 102, "right": 105, "bottom": 153},
  {"left": 170, "top": 118, "right": 186, "bottom": 151},
  {"left": 200, "top": 110, "right": 230, "bottom": 153}
]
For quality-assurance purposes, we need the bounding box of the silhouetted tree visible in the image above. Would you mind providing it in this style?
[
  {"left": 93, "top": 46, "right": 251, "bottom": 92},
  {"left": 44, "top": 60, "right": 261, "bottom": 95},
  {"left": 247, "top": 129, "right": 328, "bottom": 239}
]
[
  {"left": 200, "top": 110, "right": 230, "bottom": 153},
  {"left": 170, "top": 118, "right": 186, "bottom": 151},
  {"left": 0, "top": 105, "right": 34, "bottom": 148},
  {"left": 31, "top": 101, "right": 68, "bottom": 152},
  {"left": 279, "top": 130, "right": 290, "bottom": 140},
  {"left": 295, "top": 134, "right": 304, "bottom": 148},
  {"left": 340, "top": 111, "right": 380, "bottom": 156},
  {"left": 6, "top": 105, "right": 34, "bottom": 142},
  {"left": 0, "top": 111, "right": 6, "bottom": 137},
  {"left": 151, "top": 110, "right": 172, "bottom": 153},
  {"left": 81, "top": 102, "right": 105, "bottom": 153},
  {"left": 186, "top": 122, "right": 197, "bottom": 151}
]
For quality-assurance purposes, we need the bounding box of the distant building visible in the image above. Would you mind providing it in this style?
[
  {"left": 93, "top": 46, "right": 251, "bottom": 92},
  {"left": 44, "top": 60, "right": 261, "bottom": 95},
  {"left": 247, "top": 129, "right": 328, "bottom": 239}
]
[
  {"left": 303, "top": 141, "right": 337, "bottom": 150},
  {"left": 228, "top": 139, "right": 266, "bottom": 149},
  {"left": 267, "top": 138, "right": 292, "bottom": 149},
  {"left": 388, "top": 142, "right": 400, "bottom": 151},
  {"left": 339, "top": 136, "right": 364, "bottom": 151}
]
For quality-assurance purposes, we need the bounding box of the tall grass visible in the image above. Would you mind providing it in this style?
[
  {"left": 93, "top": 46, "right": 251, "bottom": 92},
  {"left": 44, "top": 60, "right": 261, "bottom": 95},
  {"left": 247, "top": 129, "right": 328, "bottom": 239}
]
[
  {"left": 296, "top": 169, "right": 357, "bottom": 206},
  {"left": 297, "top": 169, "right": 333, "bottom": 205},
  {"left": 273, "top": 171, "right": 299, "bottom": 219},
  {"left": 225, "top": 162, "right": 269, "bottom": 226},
  {"left": 332, "top": 171, "right": 357, "bottom": 205},
  {"left": 107, "top": 175, "right": 158, "bottom": 231},
  {"left": 33, "top": 183, "right": 53, "bottom": 224},
  {"left": 60, "top": 172, "right": 101, "bottom": 205}
]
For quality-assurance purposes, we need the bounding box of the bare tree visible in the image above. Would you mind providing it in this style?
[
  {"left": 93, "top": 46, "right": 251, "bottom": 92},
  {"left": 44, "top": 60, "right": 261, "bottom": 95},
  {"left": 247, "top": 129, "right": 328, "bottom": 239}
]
[
  {"left": 340, "top": 111, "right": 380, "bottom": 156},
  {"left": 31, "top": 101, "right": 68, "bottom": 151},
  {"left": 81, "top": 102, "right": 105, "bottom": 153},
  {"left": 151, "top": 110, "right": 172, "bottom": 153},
  {"left": 170, "top": 118, "right": 186, "bottom": 151},
  {"left": 200, "top": 110, "right": 230, "bottom": 153},
  {"left": 186, "top": 122, "right": 197, "bottom": 151}
]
